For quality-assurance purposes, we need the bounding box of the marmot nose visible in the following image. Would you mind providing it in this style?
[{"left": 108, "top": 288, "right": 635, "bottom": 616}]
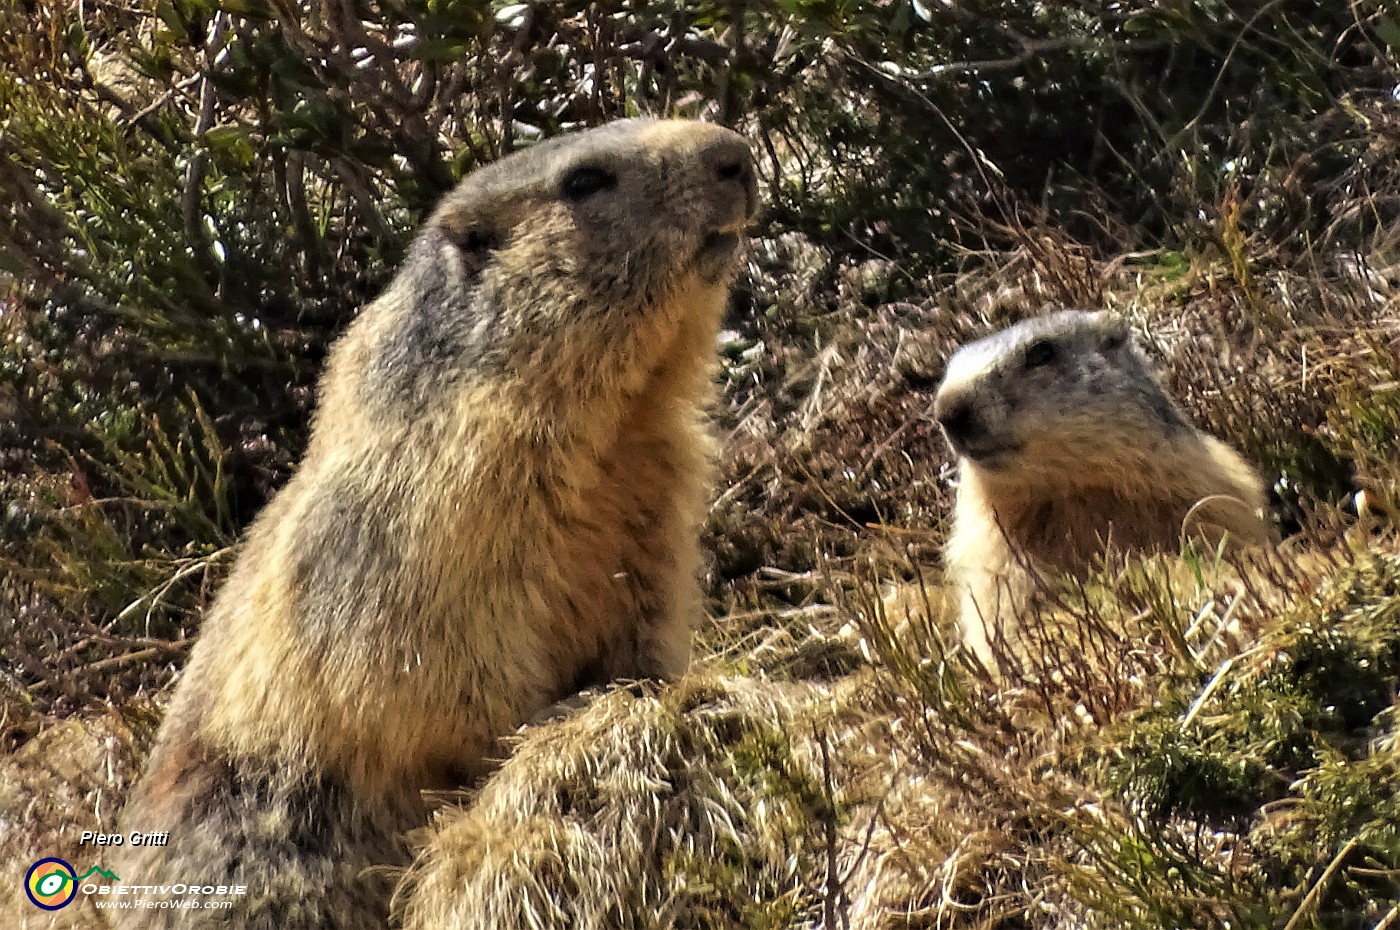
[
  {"left": 714, "top": 155, "right": 749, "bottom": 183},
  {"left": 700, "top": 134, "right": 757, "bottom": 218},
  {"left": 935, "top": 398, "right": 982, "bottom": 446}
]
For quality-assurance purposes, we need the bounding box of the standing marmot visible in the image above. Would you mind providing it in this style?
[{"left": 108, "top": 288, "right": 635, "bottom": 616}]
[
  {"left": 111, "top": 119, "right": 757, "bottom": 929},
  {"left": 933, "top": 310, "right": 1272, "bottom": 665}
]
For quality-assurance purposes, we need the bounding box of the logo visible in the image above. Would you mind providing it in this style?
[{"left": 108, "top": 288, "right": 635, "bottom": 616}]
[
  {"left": 25, "top": 858, "right": 77, "bottom": 910},
  {"left": 24, "top": 859, "right": 121, "bottom": 910}
]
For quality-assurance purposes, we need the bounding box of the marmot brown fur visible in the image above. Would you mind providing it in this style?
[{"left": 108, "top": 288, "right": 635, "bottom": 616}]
[
  {"left": 933, "top": 310, "right": 1273, "bottom": 665},
  {"left": 110, "top": 119, "right": 757, "bottom": 929}
]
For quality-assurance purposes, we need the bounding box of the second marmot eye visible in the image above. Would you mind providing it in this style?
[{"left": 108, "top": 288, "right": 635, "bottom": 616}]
[
  {"left": 561, "top": 166, "right": 617, "bottom": 201},
  {"left": 1024, "top": 339, "right": 1057, "bottom": 369}
]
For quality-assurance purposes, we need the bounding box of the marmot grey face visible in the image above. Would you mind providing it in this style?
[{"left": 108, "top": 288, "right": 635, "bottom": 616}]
[
  {"left": 934, "top": 310, "right": 1189, "bottom": 479},
  {"left": 437, "top": 120, "right": 750, "bottom": 327},
  {"left": 363, "top": 119, "right": 757, "bottom": 407}
]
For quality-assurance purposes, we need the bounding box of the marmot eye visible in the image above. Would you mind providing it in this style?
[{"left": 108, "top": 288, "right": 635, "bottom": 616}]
[
  {"left": 460, "top": 229, "right": 499, "bottom": 253},
  {"left": 561, "top": 165, "right": 617, "bottom": 201},
  {"left": 1101, "top": 327, "right": 1128, "bottom": 352},
  {"left": 1024, "top": 339, "right": 1057, "bottom": 369}
]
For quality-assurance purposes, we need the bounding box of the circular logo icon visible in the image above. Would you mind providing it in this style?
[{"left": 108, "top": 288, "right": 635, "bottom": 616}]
[{"left": 25, "top": 858, "right": 77, "bottom": 910}]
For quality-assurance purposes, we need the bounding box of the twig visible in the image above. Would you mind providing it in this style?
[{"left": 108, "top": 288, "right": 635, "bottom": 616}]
[
  {"left": 182, "top": 12, "right": 231, "bottom": 282},
  {"left": 1371, "top": 903, "right": 1400, "bottom": 930},
  {"left": 1282, "top": 834, "right": 1363, "bottom": 930},
  {"left": 121, "top": 71, "right": 203, "bottom": 133},
  {"left": 1180, "top": 656, "right": 1234, "bottom": 729},
  {"left": 813, "top": 725, "right": 849, "bottom": 930},
  {"left": 28, "top": 642, "right": 193, "bottom": 694},
  {"left": 108, "top": 548, "right": 233, "bottom": 634},
  {"left": 906, "top": 36, "right": 1162, "bottom": 80}
]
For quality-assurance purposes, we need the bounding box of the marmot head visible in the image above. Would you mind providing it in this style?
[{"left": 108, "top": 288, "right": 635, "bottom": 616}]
[
  {"left": 365, "top": 119, "right": 757, "bottom": 406},
  {"left": 933, "top": 311, "right": 1191, "bottom": 487}
]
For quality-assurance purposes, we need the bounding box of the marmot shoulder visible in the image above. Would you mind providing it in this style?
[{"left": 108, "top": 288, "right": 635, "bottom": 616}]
[
  {"left": 112, "top": 118, "right": 757, "bottom": 929},
  {"left": 933, "top": 310, "right": 1273, "bottom": 665}
]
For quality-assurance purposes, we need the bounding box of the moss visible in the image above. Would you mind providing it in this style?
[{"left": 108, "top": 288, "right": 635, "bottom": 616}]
[
  {"left": 1063, "top": 814, "right": 1280, "bottom": 930},
  {"left": 1109, "top": 715, "right": 1289, "bottom": 822},
  {"left": 1068, "top": 553, "right": 1400, "bottom": 927},
  {"left": 1254, "top": 741, "right": 1400, "bottom": 927}
]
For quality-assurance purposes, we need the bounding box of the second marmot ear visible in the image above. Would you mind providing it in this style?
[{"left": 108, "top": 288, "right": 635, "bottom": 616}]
[
  {"left": 450, "top": 226, "right": 501, "bottom": 255},
  {"left": 561, "top": 165, "right": 618, "bottom": 201},
  {"left": 1101, "top": 322, "right": 1130, "bottom": 352}
]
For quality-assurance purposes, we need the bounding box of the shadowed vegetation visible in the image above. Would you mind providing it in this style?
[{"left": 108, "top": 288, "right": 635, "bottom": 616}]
[{"left": 3, "top": 1, "right": 1399, "bottom": 927}]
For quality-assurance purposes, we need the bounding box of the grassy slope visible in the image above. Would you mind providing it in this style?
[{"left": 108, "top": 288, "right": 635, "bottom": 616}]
[
  {"left": 3, "top": 11, "right": 1398, "bottom": 922},
  {"left": 5, "top": 236, "right": 1397, "bottom": 929}
]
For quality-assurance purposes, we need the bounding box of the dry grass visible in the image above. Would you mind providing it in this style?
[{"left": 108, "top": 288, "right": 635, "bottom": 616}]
[
  {"left": 6, "top": 226, "right": 1400, "bottom": 926},
  {"left": 6, "top": 49, "right": 1400, "bottom": 925},
  {"left": 397, "top": 673, "right": 846, "bottom": 930}
]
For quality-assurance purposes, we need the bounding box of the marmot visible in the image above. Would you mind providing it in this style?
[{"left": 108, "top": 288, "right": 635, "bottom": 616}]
[
  {"left": 111, "top": 119, "right": 757, "bottom": 929},
  {"left": 933, "top": 310, "right": 1272, "bottom": 665}
]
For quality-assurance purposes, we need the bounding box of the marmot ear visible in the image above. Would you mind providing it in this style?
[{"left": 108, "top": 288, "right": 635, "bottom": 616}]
[
  {"left": 444, "top": 224, "right": 501, "bottom": 256},
  {"left": 1100, "top": 320, "right": 1131, "bottom": 352},
  {"left": 434, "top": 219, "right": 501, "bottom": 282}
]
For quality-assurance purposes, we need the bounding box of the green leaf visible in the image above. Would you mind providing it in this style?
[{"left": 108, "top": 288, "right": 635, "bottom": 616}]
[
  {"left": 205, "top": 125, "right": 256, "bottom": 171},
  {"left": 217, "top": 0, "right": 275, "bottom": 20},
  {"left": 1377, "top": 16, "right": 1400, "bottom": 56},
  {"left": 153, "top": 0, "right": 189, "bottom": 43},
  {"left": 0, "top": 247, "right": 30, "bottom": 277}
]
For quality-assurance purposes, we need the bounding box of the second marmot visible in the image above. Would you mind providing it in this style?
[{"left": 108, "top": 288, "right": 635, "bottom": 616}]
[{"left": 934, "top": 310, "right": 1273, "bottom": 665}]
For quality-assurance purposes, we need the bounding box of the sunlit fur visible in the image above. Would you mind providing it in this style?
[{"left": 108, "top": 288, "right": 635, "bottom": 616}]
[
  {"left": 112, "top": 119, "right": 757, "bottom": 930},
  {"left": 935, "top": 311, "right": 1273, "bottom": 665}
]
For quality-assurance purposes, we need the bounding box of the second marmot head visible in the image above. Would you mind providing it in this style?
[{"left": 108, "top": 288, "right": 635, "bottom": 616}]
[
  {"left": 932, "top": 310, "right": 1273, "bottom": 666},
  {"left": 933, "top": 310, "right": 1198, "bottom": 488}
]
